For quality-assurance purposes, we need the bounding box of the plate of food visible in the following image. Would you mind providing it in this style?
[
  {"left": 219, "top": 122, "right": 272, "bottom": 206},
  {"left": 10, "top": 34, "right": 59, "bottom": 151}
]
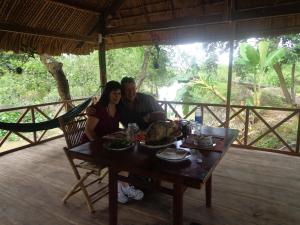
[
  {"left": 103, "top": 139, "right": 134, "bottom": 151},
  {"left": 156, "top": 148, "right": 190, "bottom": 162},
  {"left": 140, "top": 120, "right": 178, "bottom": 149}
]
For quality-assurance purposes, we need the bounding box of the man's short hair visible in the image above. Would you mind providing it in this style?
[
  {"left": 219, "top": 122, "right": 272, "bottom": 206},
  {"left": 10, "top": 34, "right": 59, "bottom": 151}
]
[{"left": 121, "top": 77, "right": 135, "bottom": 88}]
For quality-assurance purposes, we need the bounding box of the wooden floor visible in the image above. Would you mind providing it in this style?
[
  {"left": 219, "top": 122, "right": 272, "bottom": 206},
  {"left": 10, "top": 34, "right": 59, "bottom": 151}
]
[{"left": 0, "top": 138, "right": 300, "bottom": 225}]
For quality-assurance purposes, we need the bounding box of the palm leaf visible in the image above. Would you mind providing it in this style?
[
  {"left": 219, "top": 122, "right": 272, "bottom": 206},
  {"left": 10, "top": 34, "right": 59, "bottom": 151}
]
[
  {"left": 265, "top": 48, "right": 286, "bottom": 67},
  {"left": 258, "top": 40, "right": 269, "bottom": 69}
]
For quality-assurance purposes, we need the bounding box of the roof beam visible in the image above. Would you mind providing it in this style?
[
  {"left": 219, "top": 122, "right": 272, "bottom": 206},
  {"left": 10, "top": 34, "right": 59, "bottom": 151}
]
[
  {"left": 0, "top": 22, "right": 97, "bottom": 44},
  {"left": 107, "top": 14, "right": 224, "bottom": 35},
  {"left": 76, "top": 0, "right": 125, "bottom": 48},
  {"left": 98, "top": 0, "right": 126, "bottom": 34},
  {"left": 232, "top": 2, "right": 300, "bottom": 20},
  {"left": 102, "top": 0, "right": 126, "bottom": 20},
  {"left": 45, "top": 0, "right": 100, "bottom": 14},
  {"left": 106, "top": 2, "right": 300, "bottom": 36}
]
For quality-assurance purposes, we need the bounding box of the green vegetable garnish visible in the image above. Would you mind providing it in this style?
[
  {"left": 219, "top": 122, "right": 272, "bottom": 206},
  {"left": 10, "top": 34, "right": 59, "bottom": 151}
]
[{"left": 108, "top": 139, "right": 131, "bottom": 149}]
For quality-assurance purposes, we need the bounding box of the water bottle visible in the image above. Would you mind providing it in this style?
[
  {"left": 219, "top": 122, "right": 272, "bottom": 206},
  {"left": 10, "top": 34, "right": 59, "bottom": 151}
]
[
  {"left": 195, "top": 107, "right": 203, "bottom": 125},
  {"left": 195, "top": 107, "right": 203, "bottom": 135}
]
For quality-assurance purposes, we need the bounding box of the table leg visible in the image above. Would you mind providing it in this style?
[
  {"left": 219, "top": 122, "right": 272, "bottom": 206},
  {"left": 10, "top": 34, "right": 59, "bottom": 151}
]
[
  {"left": 109, "top": 168, "right": 118, "bottom": 225},
  {"left": 205, "top": 175, "right": 212, "bottom": 208},
  {"left": 173, "top": 182, "right": 184, "bottom": 225}
]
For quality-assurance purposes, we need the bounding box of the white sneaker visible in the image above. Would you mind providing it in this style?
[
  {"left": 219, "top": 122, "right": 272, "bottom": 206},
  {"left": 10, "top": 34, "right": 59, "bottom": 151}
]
[
  {"left": 121, "top": 186, "right": 144, "bottom": 200},
  {"left": 118, "top": 183, "right": 128, "bottom": 203}
]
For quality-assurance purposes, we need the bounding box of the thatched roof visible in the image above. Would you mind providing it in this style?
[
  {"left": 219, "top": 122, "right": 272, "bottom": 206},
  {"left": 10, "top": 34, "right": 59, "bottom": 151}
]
[{"left": 1, "top": 0, "right": 300, "bottom": 55}]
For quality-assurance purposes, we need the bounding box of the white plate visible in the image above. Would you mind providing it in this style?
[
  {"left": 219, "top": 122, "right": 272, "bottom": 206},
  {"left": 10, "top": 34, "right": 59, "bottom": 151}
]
[
  {"left": 156, "top": 148, "right": 191, "bottom": 162},
  {"left": 103, "top": 142, "right": 134, "bottom": 151},
  {"left": 158, "top": 155, "right": 191, "bottom": 162},
  {"left": 140, "top": 141, "right": 174, "bottom": 149}
]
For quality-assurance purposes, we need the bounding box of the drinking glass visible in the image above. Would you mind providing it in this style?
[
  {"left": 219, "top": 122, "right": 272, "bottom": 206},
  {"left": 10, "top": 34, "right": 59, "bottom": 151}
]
[{"left": 189, "top": 121, "right": 196, "bottom": 134}]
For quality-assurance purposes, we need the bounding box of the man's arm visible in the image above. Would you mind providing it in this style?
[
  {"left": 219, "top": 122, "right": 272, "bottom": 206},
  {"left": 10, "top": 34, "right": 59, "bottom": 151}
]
[
  {"left": 144, "top": 95, "right": 166, "bottom": 123},
  {"left": 148, "top": 95, "right": 164, "bottom": 112}
]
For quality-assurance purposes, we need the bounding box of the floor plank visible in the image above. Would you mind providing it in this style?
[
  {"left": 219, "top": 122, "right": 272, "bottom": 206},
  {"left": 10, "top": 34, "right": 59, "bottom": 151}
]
[{"left": 0, "top": 138, "right": 299, "bottom": 225}]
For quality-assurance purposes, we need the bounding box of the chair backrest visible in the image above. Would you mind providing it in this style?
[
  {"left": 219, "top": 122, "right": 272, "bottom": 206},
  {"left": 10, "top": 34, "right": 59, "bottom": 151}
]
[{"left": 59, "top": 114, "right": 87, "bottom": 149}]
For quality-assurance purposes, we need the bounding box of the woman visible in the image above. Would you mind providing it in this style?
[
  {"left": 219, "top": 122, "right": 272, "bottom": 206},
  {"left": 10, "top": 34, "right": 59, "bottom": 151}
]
[
  {"left": 83, "top": 80, "right": 144, "bottom": 204},
  {"left": 83, "top": 81, "right": 121, "bottom": 141}
]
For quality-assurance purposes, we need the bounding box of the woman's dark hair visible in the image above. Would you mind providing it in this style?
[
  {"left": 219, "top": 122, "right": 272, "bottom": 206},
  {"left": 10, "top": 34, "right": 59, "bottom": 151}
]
[{"left": 97, "top": 81, "right": 121, "bottom": 106}]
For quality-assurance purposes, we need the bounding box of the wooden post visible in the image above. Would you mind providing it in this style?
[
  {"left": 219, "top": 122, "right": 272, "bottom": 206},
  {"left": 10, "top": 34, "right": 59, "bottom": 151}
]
[
  {"left": 225, "top": 20, "right": 236, "bottom": 128},
  {"left": 31, "top": 107, "right": 36, "bottom": 143},
  {"left": 296, "top": 111, "right": 300, "bottom": 153},
  {"left": 244, "top": 108, "right": 250, "bottom": 145},
  {"left": 205, "top": 175, "right": 212, "bottom": 207},
  {"left": 98, "top": 33, "right": 107, "bottom": 88}
]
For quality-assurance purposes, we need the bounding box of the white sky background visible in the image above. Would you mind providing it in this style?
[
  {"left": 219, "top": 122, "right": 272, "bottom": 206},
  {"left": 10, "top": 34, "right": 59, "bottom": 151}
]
[
  {"left": 159, "top": 42, "right": 230, "bottom": 101},
  {"left": 170, "top": 43, "right": 230, "bottom": 67}
]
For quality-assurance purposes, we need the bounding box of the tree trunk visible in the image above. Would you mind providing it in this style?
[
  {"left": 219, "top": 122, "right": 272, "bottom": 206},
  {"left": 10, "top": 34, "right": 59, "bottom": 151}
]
[
  {"left": 291, "top": 62, "right": 296, "bottom": 104},
  {"left": 273, "top": 63, "right": 293, "bottom": 104},
  {"left": 136, "top": 47, "right": 152, "bottom": 91},
  {"left": 39, "top": 54, "right": 73, "bottom": 111}
]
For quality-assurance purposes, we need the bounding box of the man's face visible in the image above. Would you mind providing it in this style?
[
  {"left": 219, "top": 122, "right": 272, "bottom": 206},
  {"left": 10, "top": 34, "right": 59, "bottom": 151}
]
[{"left": 124, "top": 82, "right": 137, "bottom": 102}]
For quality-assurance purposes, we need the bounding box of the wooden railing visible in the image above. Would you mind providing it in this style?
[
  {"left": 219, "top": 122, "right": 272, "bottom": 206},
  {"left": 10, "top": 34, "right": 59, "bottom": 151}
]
[
  {"left": 0, "top": 98, "right": 86, "bottom": 155},
  {"left": 1, "top": 99, "right": 299, "bottom": 156},
  {"left": 158, "top": 101, "right": 300, "bottom": 156}
]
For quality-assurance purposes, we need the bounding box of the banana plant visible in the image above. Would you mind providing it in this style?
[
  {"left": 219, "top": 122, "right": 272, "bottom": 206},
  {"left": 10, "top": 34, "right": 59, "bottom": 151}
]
[{"left": 238, "top": 40, "right": 286, "bottom": 105}]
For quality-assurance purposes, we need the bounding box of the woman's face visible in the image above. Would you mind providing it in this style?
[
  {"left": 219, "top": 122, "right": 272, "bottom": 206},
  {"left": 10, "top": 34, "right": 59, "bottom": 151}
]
[{"left": 109, "top": 89, "right": 121, "bottom": 105}]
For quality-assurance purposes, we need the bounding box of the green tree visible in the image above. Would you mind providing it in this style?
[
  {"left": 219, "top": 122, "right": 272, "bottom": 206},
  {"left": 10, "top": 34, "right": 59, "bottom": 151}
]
[
  {"left": 277, "top": 34, "right": 300, "bottom": 104},
  {"left": 235, "top": 40, "right": 286, "bottom": 105}
]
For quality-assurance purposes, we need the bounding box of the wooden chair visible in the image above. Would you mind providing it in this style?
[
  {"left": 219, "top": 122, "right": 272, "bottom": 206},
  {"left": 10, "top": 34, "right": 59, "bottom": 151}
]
[{"left": 59, "top": 114, "right": 108, "bottom": 213}]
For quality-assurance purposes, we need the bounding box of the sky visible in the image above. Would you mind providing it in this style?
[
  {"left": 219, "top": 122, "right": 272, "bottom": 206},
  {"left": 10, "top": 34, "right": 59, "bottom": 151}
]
[
  {"left": 171, "top": 42, "right": 230, "bottom": 67},
  {"left": 158, "top": 42, "right": 232, "bottom": 101}
]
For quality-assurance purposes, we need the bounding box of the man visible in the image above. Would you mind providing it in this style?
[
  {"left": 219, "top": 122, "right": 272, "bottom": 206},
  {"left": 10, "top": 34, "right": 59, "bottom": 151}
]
[{"left": 119, "top": 77, "right": 165, "bottom": 129}]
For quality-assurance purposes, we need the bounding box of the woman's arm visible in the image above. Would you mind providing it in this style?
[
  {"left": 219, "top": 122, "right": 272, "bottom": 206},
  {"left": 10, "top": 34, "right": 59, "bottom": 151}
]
[{"left": 85, "top": 116, "right": 100, "bottom": 141}]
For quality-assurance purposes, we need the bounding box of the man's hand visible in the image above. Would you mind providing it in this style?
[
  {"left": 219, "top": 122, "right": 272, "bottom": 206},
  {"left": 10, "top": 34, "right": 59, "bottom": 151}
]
[{"left": 86, "top": 106, "right": 97, "bottom": 116}]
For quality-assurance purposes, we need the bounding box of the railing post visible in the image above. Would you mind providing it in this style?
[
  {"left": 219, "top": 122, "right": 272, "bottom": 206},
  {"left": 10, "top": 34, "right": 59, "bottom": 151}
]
[
  {"left": 200, "top": 105, "right": 204, "bottom": 124},
  {"left": 244, "top": 108, "right": 250, "bottom": 146},
  {"left": 164, "top": 103, "right": 168, "bottom": 116},
  {"left": 31, "top": 107, "right": 36, "bottom": 143},
  {"left": 296, "top": 110, "right": 300, "bottom": 153},
  {"left": 225, "top": 22, "right": 235, "bottom": 128}
]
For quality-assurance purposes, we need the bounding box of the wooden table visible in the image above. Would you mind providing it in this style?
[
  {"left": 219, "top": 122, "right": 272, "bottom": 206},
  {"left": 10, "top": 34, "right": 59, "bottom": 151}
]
[{"left": 69, "top": 126, "right": 238, "bottom": 225}]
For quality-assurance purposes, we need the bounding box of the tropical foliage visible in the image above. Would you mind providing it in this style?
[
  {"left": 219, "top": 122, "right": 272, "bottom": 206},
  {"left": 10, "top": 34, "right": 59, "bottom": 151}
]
[{"left": 1, "top": 34, "right": 300, "bottom": 148}]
